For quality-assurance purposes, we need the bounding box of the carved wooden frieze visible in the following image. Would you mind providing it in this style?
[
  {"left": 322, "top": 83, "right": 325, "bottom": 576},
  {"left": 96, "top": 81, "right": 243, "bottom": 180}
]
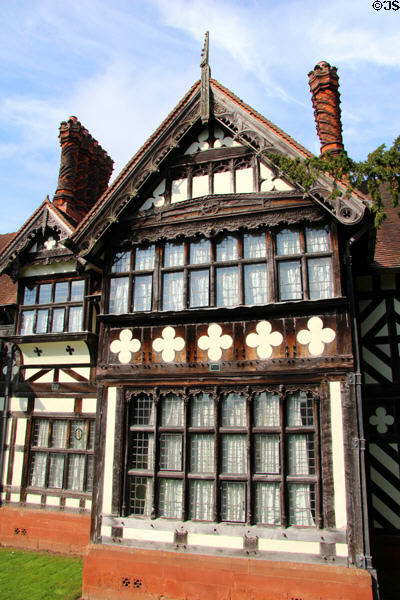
[{"left": 102, "top": 313, "right": 352, "bottom": 379}]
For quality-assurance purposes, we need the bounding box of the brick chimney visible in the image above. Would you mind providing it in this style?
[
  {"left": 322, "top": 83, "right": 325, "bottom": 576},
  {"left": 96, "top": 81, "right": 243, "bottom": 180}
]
[
  {"left": 308, "top": 61, "right": 344, "bottom": 156},
  {"left": 53, "top": 116, "right": 113, "bottom": 223}
]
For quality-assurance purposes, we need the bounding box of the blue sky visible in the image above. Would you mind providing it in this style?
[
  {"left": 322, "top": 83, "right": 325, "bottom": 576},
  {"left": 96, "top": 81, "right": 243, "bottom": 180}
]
[{"left": 1, "top": 0, "right": 399, "bottom": 233}]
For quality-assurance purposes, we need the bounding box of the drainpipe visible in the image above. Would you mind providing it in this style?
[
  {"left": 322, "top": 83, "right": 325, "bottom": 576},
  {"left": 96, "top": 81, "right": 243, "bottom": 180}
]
[
  {"left": 345, "top": 231, "right": 379, "bottom": 599},
  {"left": 0, "top": 343, "right": 12, "bottom": 504}
]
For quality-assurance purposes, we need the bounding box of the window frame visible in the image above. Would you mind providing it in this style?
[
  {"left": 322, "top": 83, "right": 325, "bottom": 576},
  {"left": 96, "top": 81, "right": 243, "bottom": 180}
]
[
  {"left": 107, "top": 224, "right": 336, "bottom": 314},
  {"left": 123, "top": 386, "right": 321, "bottom": 528},
  {"left": 18, "top": 277, "right": 87, "bottom": 335},
  {"left": 27, "top": 416, "right": 95, "bottom": 496}
]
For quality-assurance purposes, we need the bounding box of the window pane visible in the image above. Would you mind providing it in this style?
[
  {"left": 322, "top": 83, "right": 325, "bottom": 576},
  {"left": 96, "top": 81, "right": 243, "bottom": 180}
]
[
  {"left": 221, "top": 435, "right": 247, "bottom": 473},
  {"left": 32, "top": 420, "right": 49, "bottom": 447},
  {"left": 51, "top": 421, "right": 68, "bottom": 448},
  {"left": 221, "top": 482, "right": 246, "bottom": 522},
  {"left": 158, "top": 479, "right": 183, "bottom": 518},
  {"left": 160, "top": 434, "right": 182, "bottom": 470},
  {"left": 52, "top": 308, "right": 65, "bottom": 333},
  {"left": 276, "top": 229, "right": 300, "bottom": 255},
  {"left": 164, "top": 242, "right": 184, "bottom": 267},
  {"left": 278, "top": 261, "right": 302, "bottom": 300},
  {"left": 48, "top": 454, "right": 64, "bottom": 488},
  {"left": 255, "top": 482, "right": 281, "bottom": 525},
  {"left": 161, "top": 393, "right": 184, "bottom": 426},
  {"left": 221, "top": 393, "right": 246, "bottom": 427},
  {"left": 38, "top": 283, "right": 52, "bottom": 304},
  {"left": 244, "top": 233, "right": 266, "bottom": 258},
  {"left": 288, "top": 434, "right": 315, "bottom": 475},
  {"left": 112, "top": 251, "right": 130, "bottom": 273},
  {"left": 244, "top": 264, "right": 267, "bottom": 304},
  {"left": 71, "top": 280, "right": 84, "bottom": 301},
  {"left": 190, "top": 239, "right": 210, "bottom": 264},
  {"left": 216, "top": 236, "right": 238, "bottom": 261},
  {"left": 30, "top": 452, "right": 47, "bottom": 487},
  {"left": 287, "top": 392, "right": 314, "bottom": 426},
  {"left": 87, "top": 421, "right": 95, "bottom": 451},
  {"left": 129, "top": 476, "right": 153, "bottom": 516},
  {"left": 216, "top": 266, "right": 238, "bottom": 307},
  {"left": 189, "top": 270, "right": 209, "bottom": 307},
  {"left": 35, "top": 309, "right": 49, "bottom": 333},
  {"left": 163, "top": 272, "right": 184, "bottom": 311},
  {"left": 132, "top": 395, "right": 155, "bottom": 426},
  {"left": 68, "top": 306, "right": 83, "bottom": 332},
  {"left": 69, "top": 420, "right": 87, "bottom": 449},
  {"left": 54, "top": 282, "right": 68, "bottom": 303},
  {"left": 254, "top": 392, "right": 280, "bottom": 427},
  {"left": 189, "top": 480, "right": 214, "bottom": 521},
  {"left": 23, "top": 286, "right": 36, "bottom": 305},
  {"left": 129, "top": 433, "right": 154, "bottom": 470},
  {"left": 306, "top": 226, "right": 330, "bottom": 253},
  {"left": 190, "top": 392, "right": 214, "bottom": 427},
  {"left": 135, "top": 246, "right": 155, "bottom": 270},
  {"left": 133, "top": 275, "right": 152, "bottom": 311},
  {"left": 109, "top": 277, "right": 129, "bottom": 314},
  {"left": 67, "top": 454, "right": 86, "bottom": 491},
  {"left": 190, "top": 434, "right": 214, "bottom": 473},
  {"left": 86, "top": 455, "right": 94, "bottom": 492},
  {"left": 308, "top": 258, "right": 333, "bottom": 299},
  {"left": 288, "top": 483, "right": 315, "bottom": 526},
  {"left": 255, "top": 435, "right": 280, "bottom": 473},
  {"left": 20, "top": 310, "right": 34, "bottom": 335}
]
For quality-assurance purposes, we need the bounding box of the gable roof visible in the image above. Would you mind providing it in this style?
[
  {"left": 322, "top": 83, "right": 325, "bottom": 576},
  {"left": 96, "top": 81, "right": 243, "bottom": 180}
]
[
  {"left": 69, "top": 78, "right": 367, "bottom": 259},
  {"left": 373, "top": 186, "right": 400, "bottom": 269},
  {"left": 0, "top": 234, "right": 17, "bottom": 305},
  {"left": 0, "top": 197, "right": 75, "bottom": 276}
]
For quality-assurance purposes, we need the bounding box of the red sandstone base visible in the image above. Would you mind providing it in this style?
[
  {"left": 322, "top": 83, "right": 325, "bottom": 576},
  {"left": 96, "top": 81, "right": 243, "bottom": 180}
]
[
  {"left": 82, "top": 544, "right": 374, "bottom": 600},
  {"left": 0, "top": 506, "right": 90, "bottom": 555}
]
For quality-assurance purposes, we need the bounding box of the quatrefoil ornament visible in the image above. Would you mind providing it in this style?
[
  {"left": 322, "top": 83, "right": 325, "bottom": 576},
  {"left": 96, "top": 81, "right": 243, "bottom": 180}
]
[
  {"left": 246, "top": 320, "right": 283, "bottom": 359},
  {"left": 369, "top": 407, "right": 394, "bottom": 434},
  {"left": 152, "top": 326, "right": 185, "bottom": 363},
  {"left": 110, "top": 329, "right": 141, "bottom": 364},
  {"left": 296, "top": 317, "right": 335, "bottom": 356},
  {"left": 198, "top": 323, "right": 233, "bottom": 361}
]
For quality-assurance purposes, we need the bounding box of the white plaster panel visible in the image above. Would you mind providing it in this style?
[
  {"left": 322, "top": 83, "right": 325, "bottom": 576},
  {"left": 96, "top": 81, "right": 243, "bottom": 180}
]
[
  {"left": 34, "top": 397, "right": 75, "bottom": 413},
  {"left": 46, "top": 496, "right": 61, "bottom": 507},
  {"left": 235, "top": 167, "right": 254, "bottom": 193},
  {"left": 103, "top": 387, "right": 117, "bottom": 514},
  {"left": 65, "top": 498, "right": 81, "bottom": 508},
  {"left": 2, "top": 451, "right": 9, "bottom": 486},
  {"left": 171, "top": 178, "right": 188, "bottom": 203},
  {"left": 26, "top": 494, "right": 41, "bottom": 504},
  {"left": 10, "top": 493, "right": 20, "bottom": 503},
  {"left": 72, "top": 367, "right": 90, "bottom": 380},
  {"left": 11, "top": 450, "right": 24, "bottom": 487},
  {"left": 192, "top": 174, "right": 209, "bottom": 198},
  {"left": 20, "top": 261, "right": 76, "bottom": 277},
  {"left": 20, "top": 341, "right": 90, "bottom": 366},
  {"left": 86, "top": 500, "right": 92, "bottom": 511},
  {"left": 213, "top": 171, "right": 231, "bottom": 194},
  {"left": 124, "top": 528, "right": 174, "bottom": 543},
  {"left": 30, "top": 370, "right": 54, "bottom": 383},
  {"left": 15, "top": 419, "right": 27, "bottom": 445},
  {"left": 58, "top": 371, "right": 79, "bottom": 383},
  {"left": 336, "top": 543, "right": 348, "bottom": 557},
  {"left": 101, "top": 526, "right": 112, "bottom": 537},
  {"left": 10, "top": 397, "right": 28, "bottom": 412},
  {"left": 0, "top": 397, "right": 4, "bottom": 411},
  {"left": 258, "top": 539, "right": 320, "bottom": 554},
  {"left": 82, "top": 398, "right": 97, "bottom": 414},
  {"left": 330, "top": 381, "right": 347, "bottom": 529},
  {"left": 187, "top": 533, "right": 242, "bottom": 549}
]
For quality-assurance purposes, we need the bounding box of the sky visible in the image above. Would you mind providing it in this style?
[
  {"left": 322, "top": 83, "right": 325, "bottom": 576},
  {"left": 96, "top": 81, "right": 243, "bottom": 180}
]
[{"left": 1, "top": 0, "right": 399, "bottom": 234}]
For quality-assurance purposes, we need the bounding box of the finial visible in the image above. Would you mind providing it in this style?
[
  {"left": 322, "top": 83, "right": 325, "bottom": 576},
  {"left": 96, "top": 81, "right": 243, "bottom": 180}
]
[
  {"left": 200, "top": 31, "right": 211, "bottom": 124},
  {"left": 200, "top": 31, "right": 209, "bottom": 68}
]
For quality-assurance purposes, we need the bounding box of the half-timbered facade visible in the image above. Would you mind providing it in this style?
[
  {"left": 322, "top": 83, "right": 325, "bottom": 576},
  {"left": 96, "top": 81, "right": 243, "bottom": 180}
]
[{"left": 0, "top": 48, "right": 385, "bottom": 600}]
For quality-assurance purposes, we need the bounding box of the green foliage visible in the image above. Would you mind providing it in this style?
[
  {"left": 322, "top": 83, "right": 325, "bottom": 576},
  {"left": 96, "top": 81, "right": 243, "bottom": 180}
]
[
  {"left": 0, "top": 548, "right": 82, "bottom": 600},
  {"left": 267, "top": 135, "right": 400, "bottom": 228}
]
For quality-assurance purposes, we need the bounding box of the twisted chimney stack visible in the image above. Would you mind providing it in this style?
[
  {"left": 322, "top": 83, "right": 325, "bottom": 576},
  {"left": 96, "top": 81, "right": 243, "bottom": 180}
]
[{"left": 308, "top": 61, "right": 344, "bottom": 156}]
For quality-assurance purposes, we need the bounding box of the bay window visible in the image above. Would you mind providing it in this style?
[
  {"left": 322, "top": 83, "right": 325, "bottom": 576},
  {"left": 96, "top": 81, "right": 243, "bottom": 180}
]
[{"left": 125, "top": 387, "right": 320, "bottom": 527}]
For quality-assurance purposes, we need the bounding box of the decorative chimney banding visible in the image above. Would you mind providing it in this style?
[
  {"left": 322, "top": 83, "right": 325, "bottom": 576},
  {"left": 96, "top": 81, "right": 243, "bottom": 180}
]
[
  {"left": 53, "top": 116, "right": 113, "bottom": 223},
  {"left": 308, "top": 61, "right": 344, "bottom": 156}
]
